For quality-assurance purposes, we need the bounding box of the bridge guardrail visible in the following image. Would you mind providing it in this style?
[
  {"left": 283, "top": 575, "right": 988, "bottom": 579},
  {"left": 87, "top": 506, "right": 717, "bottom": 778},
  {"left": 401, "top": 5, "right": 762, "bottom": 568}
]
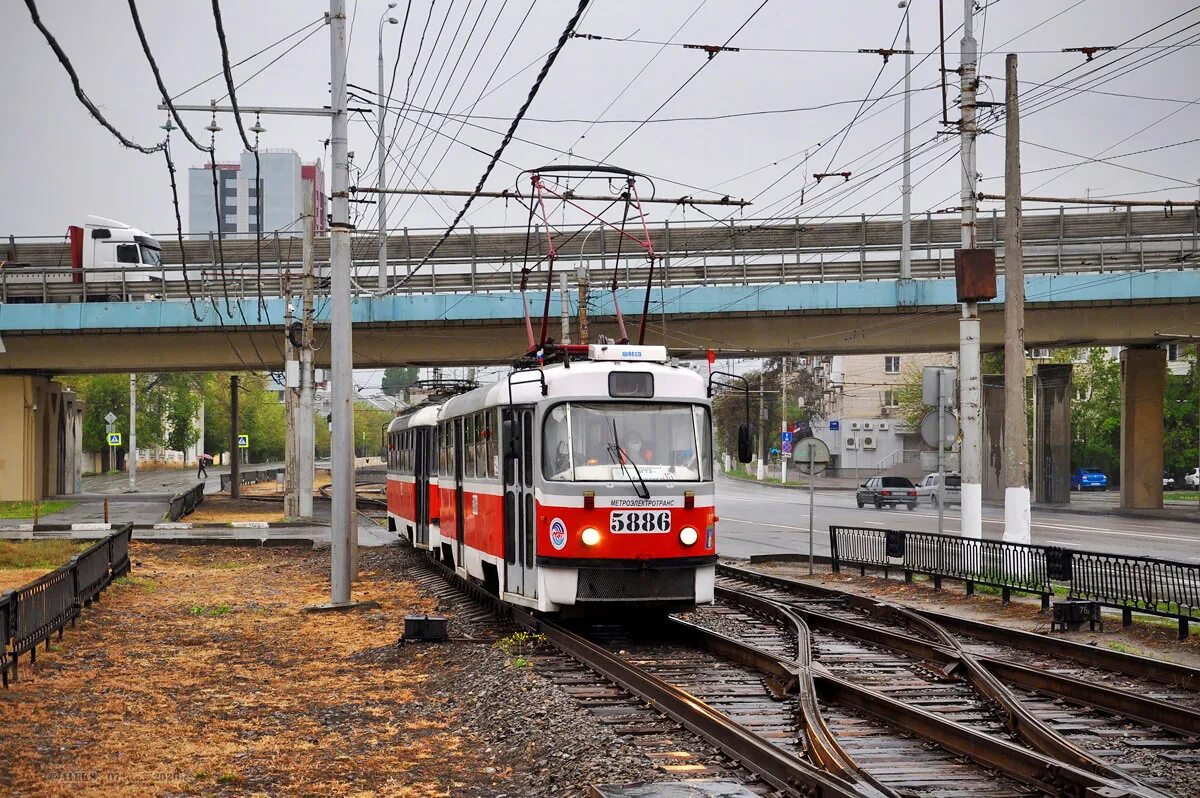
[
  {"left": 829, "top": 526, "right": 1198, "bottom": 638},
  {"left": 2, "top": 243, "right": 1194, "bottom": 303},
  {"left": 166, "top": 482, "right": 205, "bottom": 521},
  {"left": 1, "top": 523, "right": 133, "bottom": 686}
]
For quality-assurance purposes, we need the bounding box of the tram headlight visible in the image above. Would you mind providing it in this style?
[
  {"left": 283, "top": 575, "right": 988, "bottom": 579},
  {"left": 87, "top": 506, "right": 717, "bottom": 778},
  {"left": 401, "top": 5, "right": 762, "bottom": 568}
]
[
  {"left": 580, "top": 526, "right": 602, "bottom": 546},
  {"left": 679, "top": 526, "right": 698, "bottom": 546}
]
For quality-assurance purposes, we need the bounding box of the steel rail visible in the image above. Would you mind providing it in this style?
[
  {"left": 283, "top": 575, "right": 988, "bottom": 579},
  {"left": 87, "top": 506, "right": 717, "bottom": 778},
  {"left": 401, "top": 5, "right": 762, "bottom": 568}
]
[
  {"left": 691, "top": 591, "right": 901, "bottom": 798},
  {"left": 752, "top": 586, "right": 1200, "bottom": 738},
  {"left": 414, "top": 551, "right": 865, "bottom": 798},
  {"left": 715, "top": 585, "right": 1175, "bottom": 791},
  {"left": 718, "top": 563, "right": 1200, "bottom": 689},
  {"left": 687, "top": 595, "right": 1171, "bottom": 798}
]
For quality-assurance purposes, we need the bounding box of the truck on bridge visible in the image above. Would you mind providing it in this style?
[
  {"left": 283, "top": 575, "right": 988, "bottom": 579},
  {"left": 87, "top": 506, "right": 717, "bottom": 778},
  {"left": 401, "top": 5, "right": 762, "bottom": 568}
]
[{"left": 3, "top": 216, "right": 163, "bottom": 302}]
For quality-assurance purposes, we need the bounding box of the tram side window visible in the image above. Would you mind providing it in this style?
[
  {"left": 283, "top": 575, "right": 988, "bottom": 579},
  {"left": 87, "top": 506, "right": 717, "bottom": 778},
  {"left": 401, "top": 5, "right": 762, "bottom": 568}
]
[
  {"left": 428, "top": 429, "right": 438, "bottom": 477},
  {"left": 444, "top": 424, "right": 451, "bottom": 476},
  {"left": 485, "top": 410, "right": 497, "bottom": 479},
  {"left": 473, "top": 412, "right": 485, "bottom": 479},
  {"left": 440, "top": 424, "right": 447, "bottom": 476},
  {"left": 461, "top": 415, "right": 474, "bottom": 477}
]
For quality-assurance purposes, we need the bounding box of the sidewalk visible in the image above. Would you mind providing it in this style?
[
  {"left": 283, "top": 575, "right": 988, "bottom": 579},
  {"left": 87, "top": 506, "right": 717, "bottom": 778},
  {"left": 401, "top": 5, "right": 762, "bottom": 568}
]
[{"left": 21, "top": 462, "right": 284, "bottom": 528}]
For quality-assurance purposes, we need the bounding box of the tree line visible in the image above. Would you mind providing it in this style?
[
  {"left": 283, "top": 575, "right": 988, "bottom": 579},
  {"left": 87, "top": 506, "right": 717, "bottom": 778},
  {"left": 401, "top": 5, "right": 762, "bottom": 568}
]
[{"left": 61, "top": 372, "right": 395, "bottom": 469}]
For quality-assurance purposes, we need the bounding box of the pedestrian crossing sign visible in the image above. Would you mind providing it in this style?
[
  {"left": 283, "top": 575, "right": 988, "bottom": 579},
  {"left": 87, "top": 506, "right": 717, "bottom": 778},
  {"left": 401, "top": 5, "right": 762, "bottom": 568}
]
[
  {"left": 237, "top": 434, "right": 249, "bottom": 448},
  {"left": 107, "top": 433, "right": 122, "bottom": 446}
]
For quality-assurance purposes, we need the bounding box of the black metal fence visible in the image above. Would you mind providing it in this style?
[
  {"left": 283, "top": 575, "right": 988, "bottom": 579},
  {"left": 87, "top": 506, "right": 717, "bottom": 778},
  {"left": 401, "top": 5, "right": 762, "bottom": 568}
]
[
  {"left": 1, "top": 524, "right": 134, "bottom": 686},
  {"left": 829, "top": 526, "right": 1199, "bottom": 639},
  {"left": 219, "top": 468, "right": 281, "bottom": 492},
  {"left": 167, "top": 482, "right": 205, "bottom": 521}
]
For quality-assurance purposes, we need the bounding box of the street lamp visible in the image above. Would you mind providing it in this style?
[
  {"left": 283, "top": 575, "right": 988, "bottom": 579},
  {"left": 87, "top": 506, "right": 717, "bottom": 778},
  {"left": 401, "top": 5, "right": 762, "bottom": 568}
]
[
  {"left": 378, "top": 4, "right": 399, "bottom": 293},
  {"left": 897, "top": 1, "right": 912, "bottom": 280}
]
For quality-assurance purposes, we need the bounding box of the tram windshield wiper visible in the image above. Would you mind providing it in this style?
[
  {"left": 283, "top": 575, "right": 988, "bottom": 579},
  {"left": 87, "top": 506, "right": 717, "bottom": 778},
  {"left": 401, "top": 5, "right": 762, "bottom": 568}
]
[{"left": 606, "top": 419, "right": 650, "bottom": 500}]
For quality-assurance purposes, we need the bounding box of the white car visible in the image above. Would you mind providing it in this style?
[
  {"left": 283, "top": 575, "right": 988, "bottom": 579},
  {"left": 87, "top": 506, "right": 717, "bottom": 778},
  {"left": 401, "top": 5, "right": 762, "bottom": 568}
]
[
  {"left": 1186, "top": 467, "right": 1200, "bottom": 490},
  {"left": 917, "top": 472, "right": 961, "bottom": 507}
]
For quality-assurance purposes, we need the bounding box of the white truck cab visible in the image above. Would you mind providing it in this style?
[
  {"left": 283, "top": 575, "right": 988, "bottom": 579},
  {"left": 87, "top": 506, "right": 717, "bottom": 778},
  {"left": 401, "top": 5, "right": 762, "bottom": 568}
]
[{"left": 72, "top": 216, "right": 163, "bottom": 279}]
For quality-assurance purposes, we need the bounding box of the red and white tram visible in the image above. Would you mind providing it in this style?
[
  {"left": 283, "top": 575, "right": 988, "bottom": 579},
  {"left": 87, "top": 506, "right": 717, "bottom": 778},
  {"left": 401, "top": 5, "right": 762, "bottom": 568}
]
[{"left": 387, "top": 344, "right": 732, "bottom": 612}]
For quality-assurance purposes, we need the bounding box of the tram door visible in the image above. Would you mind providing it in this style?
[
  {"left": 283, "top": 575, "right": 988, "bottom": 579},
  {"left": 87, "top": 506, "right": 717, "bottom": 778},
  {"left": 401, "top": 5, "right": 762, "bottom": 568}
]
[
  {"left": 454, "top": 418, "right": 466, "bottom": 569},
  {"left": 502, "top": 407, "right": 537, "bottom": 599},
  {"left": 414, "top": 429, "right": 430, "bottom": 548}
]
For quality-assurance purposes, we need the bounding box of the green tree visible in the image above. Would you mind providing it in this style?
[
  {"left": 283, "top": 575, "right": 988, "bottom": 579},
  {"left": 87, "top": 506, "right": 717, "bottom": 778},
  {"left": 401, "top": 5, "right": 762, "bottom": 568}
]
[
  {"left": 1071, "top": 348, "right": 1121, "bottom": 476},
  {"left": 711, "top": 357, "right": 829, "bottom": 457},
  {"left": 381, "top": 367, "right": 419, "bottom": 397},
  {"left": 354, "top": 402, "right": 395, "bottom": 457},
  {"left": 1165, "top": 344, "right": 1198, "bottom": 478},
  {"left": 63, "top": 373, "right": 201, "bottom": 458}
]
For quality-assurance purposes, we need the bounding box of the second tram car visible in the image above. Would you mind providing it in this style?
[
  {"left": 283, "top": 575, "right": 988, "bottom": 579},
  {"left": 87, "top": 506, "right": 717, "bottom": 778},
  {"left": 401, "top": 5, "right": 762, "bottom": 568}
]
[{"left": 386, "top": 344, "right": 722, "bottom": 613}]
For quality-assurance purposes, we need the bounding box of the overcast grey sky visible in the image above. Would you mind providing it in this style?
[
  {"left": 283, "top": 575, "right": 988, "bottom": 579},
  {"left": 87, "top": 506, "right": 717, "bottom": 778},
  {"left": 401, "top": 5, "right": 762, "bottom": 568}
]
[{"left": 3, "top": 0, "right": 1198, "bottom": 242}]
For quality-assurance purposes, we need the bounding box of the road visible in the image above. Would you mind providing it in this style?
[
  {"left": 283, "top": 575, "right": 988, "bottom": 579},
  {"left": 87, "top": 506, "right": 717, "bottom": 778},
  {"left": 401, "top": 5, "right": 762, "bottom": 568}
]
[{"left": 714, "top": 474, "right": 1200, "bottom": 563}]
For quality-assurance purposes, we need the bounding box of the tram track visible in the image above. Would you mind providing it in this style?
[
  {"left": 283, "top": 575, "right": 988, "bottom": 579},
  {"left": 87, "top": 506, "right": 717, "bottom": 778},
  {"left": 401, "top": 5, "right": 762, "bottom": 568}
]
[
  {"left": 715, "top": 564, "right": 1200, "bottom": 797},
  {"left": 403, "top": 543, "right": 1200, "bottom": 797}
]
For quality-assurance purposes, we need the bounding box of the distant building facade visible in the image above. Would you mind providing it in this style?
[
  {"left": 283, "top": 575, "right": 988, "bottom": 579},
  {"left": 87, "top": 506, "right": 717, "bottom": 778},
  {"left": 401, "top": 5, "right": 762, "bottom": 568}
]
[
  {"left": 188, "top": 149, "right": 326, "bottom": 237},
  {"left": 813, "top": 352, "right": 956, "bottom": 479}
]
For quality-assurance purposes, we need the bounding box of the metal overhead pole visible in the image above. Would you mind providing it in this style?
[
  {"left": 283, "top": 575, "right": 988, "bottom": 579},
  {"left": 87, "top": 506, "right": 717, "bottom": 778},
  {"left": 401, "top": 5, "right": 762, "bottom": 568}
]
[
  {"left": 128, "top": 374, "right": 136, "bottom": 491},
  {"left": 959, "top": 0, "right": 984, "bottom": 539},
  {"left": 377, "top": 8, "right": 397, "bottom": 293},
  {"left": 299, "top": 192, "right": 316, "bottom": 519},
  {"left": 230, "top": 375, "right": 240, "bottom": 498},
  {"left": 329, "top": 0, "right": 355, "bottom": 603},
  {"left": 900, "top": 0, "right": 913, "bottom": 280},
  {"left": 1003, "top": 53, "right": 1031, "bottom": 544},
  {"left": 284, "top": 277, "right": 299, "bottom": 518}
]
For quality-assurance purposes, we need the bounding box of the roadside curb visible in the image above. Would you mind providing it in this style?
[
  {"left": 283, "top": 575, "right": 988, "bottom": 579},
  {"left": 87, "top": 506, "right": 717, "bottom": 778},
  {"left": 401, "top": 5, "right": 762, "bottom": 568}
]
[
  {"left": 722, "top": 472, "right": 856, "bottom": 492},
  {"left": 1026, "top": 502, "right": 1200, "bottom": 523},
  {"left": 0, "top": 520, "right": 332, "bottom": 535}
]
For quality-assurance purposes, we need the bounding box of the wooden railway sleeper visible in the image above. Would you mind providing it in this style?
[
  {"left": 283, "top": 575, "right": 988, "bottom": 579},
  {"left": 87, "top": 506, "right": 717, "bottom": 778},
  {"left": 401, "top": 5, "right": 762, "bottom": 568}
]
[{"left": 698, "top": 593, "right": 1171, "bottom": 798}]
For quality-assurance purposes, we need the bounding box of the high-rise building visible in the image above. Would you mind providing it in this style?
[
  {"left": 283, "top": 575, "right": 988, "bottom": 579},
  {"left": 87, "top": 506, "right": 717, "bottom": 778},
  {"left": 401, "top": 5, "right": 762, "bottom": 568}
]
[{"left": 188, "top": 149, "right": 326, "bottom": 237}]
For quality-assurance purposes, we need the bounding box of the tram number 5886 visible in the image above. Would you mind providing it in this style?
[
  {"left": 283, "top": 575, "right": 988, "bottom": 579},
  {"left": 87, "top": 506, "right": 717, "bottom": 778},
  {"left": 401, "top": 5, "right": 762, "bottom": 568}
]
[{"left": 610, "top": 510, "right": 672, "bottom": 533}]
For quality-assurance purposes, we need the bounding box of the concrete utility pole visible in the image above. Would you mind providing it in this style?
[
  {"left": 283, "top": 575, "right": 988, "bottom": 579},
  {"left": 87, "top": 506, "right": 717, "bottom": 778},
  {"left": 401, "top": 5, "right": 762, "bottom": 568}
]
[
  {"left": 1003, "top": 53, "right": 1031, "bottom": 543},
  {"left": 577, "top": 266, "right": 590, "bottom": 345},
  {"left": 377, "top": 6, "right": 398, "bottom": 292},
  {"left": 757, "top": 375, "right": 767, "bottom": 481},
  {"left": 329, "top": 0, "right": 356, "bottom": 602},
  {"left": 781, "top": 357, "right": 789, "bottom": 484},
  {"left": 284, "top": 277, "right": 299, "bottom": 518},
  {"left": 299, "top": 192, "right": 316, "bottom": 519},
  {"left": 128, "top": 373, "right": 136, "bottom": 490},
  {"left": 230, "top": 375, "right": 240, "bottom": 499},
  {"left": 559, "top": 272, "right": 571, "bottom": 344},
  {"left": 899, "top": 0, "right": 913, "bottom": 280},
  {"left": 959, "top": 0, "right": 984, "bottom": 539}
]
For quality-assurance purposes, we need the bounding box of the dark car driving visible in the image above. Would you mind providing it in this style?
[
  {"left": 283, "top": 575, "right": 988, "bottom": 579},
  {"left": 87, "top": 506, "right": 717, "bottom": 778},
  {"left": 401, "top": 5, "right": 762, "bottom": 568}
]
[{"left": 856, "top": 475, "right": 919, "bottom": 510}]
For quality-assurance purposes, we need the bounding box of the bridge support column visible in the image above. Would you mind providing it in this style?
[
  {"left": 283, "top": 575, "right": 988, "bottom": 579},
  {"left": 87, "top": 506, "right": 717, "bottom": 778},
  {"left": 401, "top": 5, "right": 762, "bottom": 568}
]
[
  {"left": 981, "top": 374, "right": 1005, "bottom": 503},
  {"left": 1120, "top": 346, "right": 1165, "bottom": 509},
  {"left": 1033, "top": 364, "right": 1072, "bottom": 504},
  {"left": 0, "top": 375, "right": 59, "bottom": 501}
]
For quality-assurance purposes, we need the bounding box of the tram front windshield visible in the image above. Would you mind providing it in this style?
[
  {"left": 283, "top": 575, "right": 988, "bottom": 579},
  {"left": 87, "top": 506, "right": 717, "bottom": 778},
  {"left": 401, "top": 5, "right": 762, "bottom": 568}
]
[{"left": 543, "top": 402, "right": 712, "bottom": 482}]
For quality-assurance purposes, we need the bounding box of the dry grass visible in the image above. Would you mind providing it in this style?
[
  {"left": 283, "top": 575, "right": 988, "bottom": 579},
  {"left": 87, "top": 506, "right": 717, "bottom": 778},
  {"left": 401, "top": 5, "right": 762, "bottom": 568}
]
[
  {"left": 0, "top": 544, "right": 490, "bottom": 797},
  {"left": 185, "top": 496, "right": 284, "bottom": 524},
  {"left": 239, "top": 473, "right": 332, "bottom": 498},
  {"left": 0, "top": 540, "right": 87, "bottom": 571}
]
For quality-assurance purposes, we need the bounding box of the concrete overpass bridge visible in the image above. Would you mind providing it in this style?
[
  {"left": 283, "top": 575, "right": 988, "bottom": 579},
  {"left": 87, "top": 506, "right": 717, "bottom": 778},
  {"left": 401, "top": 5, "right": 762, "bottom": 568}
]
[
  {"left": 1, "top": 207, "right": 1196, "bottom": 506},
  {"left": 0, "top": 207, "right": 1196, "bottom": 371}
]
